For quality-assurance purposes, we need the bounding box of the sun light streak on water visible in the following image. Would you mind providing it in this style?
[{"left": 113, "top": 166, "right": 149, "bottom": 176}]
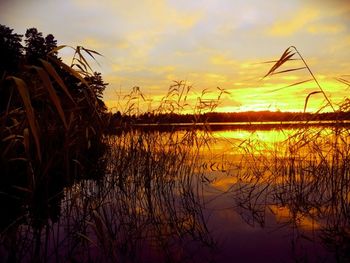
[{"left": 197, "top": 126, "right": 350, "bottom": 234}]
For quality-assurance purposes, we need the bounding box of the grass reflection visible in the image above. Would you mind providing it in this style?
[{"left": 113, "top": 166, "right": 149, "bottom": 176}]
[
  {"left": 1, "top": 124, "right": 349, "bottom": 262},
  {"left": 0, "top": 130, "right": 216, "bottom": 262},
  {"left": 208, "top": 125, "right": 350, "bottom": 261}
]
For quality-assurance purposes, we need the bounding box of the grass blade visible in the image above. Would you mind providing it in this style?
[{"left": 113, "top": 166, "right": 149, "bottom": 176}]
[
  {"left": 271, "top": 67, "right": 307, "bottom": 75},
  {"left": 76, "top": 46, "right": 94, "bottom": 72},
  {"left": 81, "top": 47, "right": 102, "bottom": 66},
  {"left": 336, "top": 77, "right": 350, "bottom": 86},
  {"left": 39, "top": 59, "right": 76, "bottom": 104},
  {"left": 7, "top": 76, "right": 41, "bottom": 161},
  {"left": 49, "top": 56, "right": 90, "bottom": 88},
  {"left": 23, "top": 128, "right": 30, "bottom": 156},
  {"left": 269, "top": 79, "right": 313, "bottom": 93},
  {"left": 304, "top": 91, "right": 322, "bottom": 112},
  {"left": 31, "top": 66, "right": 68, "bottom": 129},
  {"left": 263, "top": 48, "right": 295, "bottom": 78},
  {"left": 47, "top": 45, "right": 68, "bottom": 55},
  {"left": 254, "top": 59, "right": 299, "bottom": 65}
]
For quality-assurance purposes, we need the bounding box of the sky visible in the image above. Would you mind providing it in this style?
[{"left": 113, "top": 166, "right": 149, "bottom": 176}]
[{"left": 1, "top": 0, "right": 350, "bottom": 113}]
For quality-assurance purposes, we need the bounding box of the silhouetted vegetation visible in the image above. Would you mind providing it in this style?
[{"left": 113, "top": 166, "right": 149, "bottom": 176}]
[
  {"left": 1, "top": 24, "right": 349, "bottom": 262},
  {"left": 0, "top": 25, "right": 216, "bottom": 263},
  {"left": 0, "top": 24, "right": 109, "bottom": 241},
  {"left": 121, "top": 110, "right": 350, "bottom": 124}
]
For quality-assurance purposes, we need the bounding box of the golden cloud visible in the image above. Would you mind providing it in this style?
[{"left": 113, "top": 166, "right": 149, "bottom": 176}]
[
  {"left": 307, "top": 23, "right": 345, "bottom": 34},
  {"left": 268, "top": 7, "right": 319, "bottom": 36}
]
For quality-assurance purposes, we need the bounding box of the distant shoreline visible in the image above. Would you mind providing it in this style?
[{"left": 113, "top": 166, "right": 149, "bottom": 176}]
[{"left": 127, "top": 120, "right": 350, "bottom": 131}]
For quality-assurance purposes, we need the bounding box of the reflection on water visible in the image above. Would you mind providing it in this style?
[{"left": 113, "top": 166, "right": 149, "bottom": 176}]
[
  {"left": 202, "top": 126, "right": 350, "bottom": 262},
  {"left": 1, "top": 125, "right": 350, "bottom": 262}
]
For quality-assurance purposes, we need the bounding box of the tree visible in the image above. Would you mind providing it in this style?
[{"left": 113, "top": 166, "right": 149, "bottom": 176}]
[
  {"left": 87, "top": 72, "right": 107, "bottom": 99},
  {"left": 0, "top": 24, "right": 23, "bottom": 76},
  {"left": 84, "top": 71, "right": 108, "bottom": 113},
  {"left": 24, "top": 28, "right": 46, "bottom": 64},
  {"left": 45, "top": 34, "right": 58, "bottom": 57}
]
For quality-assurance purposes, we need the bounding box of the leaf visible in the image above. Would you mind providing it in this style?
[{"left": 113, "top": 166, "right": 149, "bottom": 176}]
[
  {"left": 82, "top": 47, "right": 102, "bottom": 56},
  {"left": 39, "top": 59, "right": 76, "bottom": 104},
  {"left": 30, "top": 66, "right": 68, "bottom": 129},
  {"left": 336, "top": 77, "right": 350, "bottom": 86},
  {"left": 72, "top": 58, "right": 88, "bottom": 71},
  {"left": 12, "top": 185, "right": 33, "bottom": 193},
  {"left": 269, "top": 79, "right": 313, "bottom": 93},
  {"left": 2, "top": 134, "right": 23, "bottom": 142},
  {"left": 23, "top": 128, "right": 30, "bottom": 155},
  {"left": 76, "top": 47, "right": 93, "bottom": 72},
  {"left": 81, "top": 47, "right": 102, "bottom": 66},
  {"left": 271, "top": 67, "right": 307, "bottom": 75},
  {"left": 7, "top": 76, "right": 41, "bottom": 161},
  {"left": 72, "top": 63, "right": 88, "bottom": 75},
  {"left": 304, "top": 91, "right": 322, "bottom": 112},
  {"left": 47, "top": 45, "right": 68, "bottom": 55},
  {"left": 264, "top": 47, "right": 296, "bottom": 78},
  {"left": 49, "top": 56, "right": 90, "bottom": 88},
  {"left": 254, "top": 59, "right": 299, "bottom": 65}
]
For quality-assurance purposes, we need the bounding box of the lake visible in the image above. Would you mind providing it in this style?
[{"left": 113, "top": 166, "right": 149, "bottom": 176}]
[{"left": 1, "top": 124, "right": 349, "bottom": 262}]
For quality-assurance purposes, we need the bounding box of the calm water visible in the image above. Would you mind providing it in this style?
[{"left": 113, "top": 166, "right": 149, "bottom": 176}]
[
  {"left": 197, "top": 128, "right": 346, "bottom": 262},
  {"left": 1, "top": 125, "right": 349, "bottom": 262}
]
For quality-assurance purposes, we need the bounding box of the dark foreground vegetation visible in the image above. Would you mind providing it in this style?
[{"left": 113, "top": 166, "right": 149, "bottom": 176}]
[
  {"left": 1, "top": 25, "right": 350, "bottom": 263},
  {"left": 0, "top": 25, "right": 216, "bottom": 262},
  {"left": 0, "top": 24, "right": 109, "bottom": 245}
]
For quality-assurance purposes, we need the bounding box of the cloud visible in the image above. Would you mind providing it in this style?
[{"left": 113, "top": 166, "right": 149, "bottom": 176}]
[
  {"left": 307, "top": 23, "right": 345, "bottom": 34},
  {"left": 1, "top": 0, "right": 350, "bottom": 113},
  {"left": 210, "top": 55, "right": 239, "bottom": 66},
  {"left": 268, "top": 7, "right": 319, "bottom": 36}
]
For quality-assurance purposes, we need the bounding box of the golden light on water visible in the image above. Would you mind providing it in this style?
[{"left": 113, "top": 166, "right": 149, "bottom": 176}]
[{"left": 269, "top": 205, "right": 321, "bottom": 230}]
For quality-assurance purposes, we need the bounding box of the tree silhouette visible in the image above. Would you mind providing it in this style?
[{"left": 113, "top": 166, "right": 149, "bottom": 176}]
[
  {"left": 85, "top": 71, "right": 107, "bottom": 99},
  {"left": 24, "top": 28, "right": 46, "bottom": 64},
  {"left": 0, "top": 24, "right": 23, "bottom": 76},
  {"left": 44, "top": 34, "right": 58, "bottom": 57}
]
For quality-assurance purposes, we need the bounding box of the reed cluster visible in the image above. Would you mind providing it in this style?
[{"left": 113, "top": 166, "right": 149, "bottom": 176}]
[
  {"left": 0, "top": 129, "right": 216, "bottom": 262},
  {"left": 0, "top": 25, "right": 109, "bottom": 242},
  {"left": 225, "top": 46, "right": 350, "bottom": 261}
]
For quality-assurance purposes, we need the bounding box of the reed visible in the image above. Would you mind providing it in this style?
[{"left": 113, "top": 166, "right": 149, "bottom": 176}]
[
  {"left": 2, "top": 25, "right": 349, "bottom": 262},
  {"left": 0, "top": 129, "right": 217, "bottom": 262},
  {"left": 225, "top": 46, "right": 350, "bottom": 261},
  {"left": 0, "top": 25, "right": 222, "bottom": 262},
  {"left": 0, "top": 25, "right": 109, "bottom": 259}
]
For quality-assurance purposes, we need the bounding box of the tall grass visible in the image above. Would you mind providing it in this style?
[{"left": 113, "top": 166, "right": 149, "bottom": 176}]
[
  {"left": 0, "top": 25, "right": 110, "bottom": 261},
  {"left": 0, "top": 26, "right": 222, "bottom": 261},
  {"left": 2, "top": 29, "right": 349, "bottom": 262},
  {"left": 0, "top": 129, "right": 216, "bottom": 262},
  {"left": 223, "top": 47, "right": 350, "bottom": 261}
]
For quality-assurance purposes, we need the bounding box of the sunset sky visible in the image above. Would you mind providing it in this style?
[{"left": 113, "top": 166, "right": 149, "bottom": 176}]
[{"left": 2, "top": 0, "right": 350, "bottom": 113}]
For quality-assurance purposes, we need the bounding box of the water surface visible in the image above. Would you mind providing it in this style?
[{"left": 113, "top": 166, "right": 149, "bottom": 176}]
[{"left": 1, "top": 125, "right": 349, "bottom": 262}]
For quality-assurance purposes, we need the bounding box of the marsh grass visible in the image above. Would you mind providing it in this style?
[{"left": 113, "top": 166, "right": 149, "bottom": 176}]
[
  {"left": 2, "top": 31, "right": 349, "bottom": 263},
  {"left": 0, "top": 27, "right": 111, "bottom": 262},
  {"left": 263, "top": 45, "right": 336, "bottom": 113},
  {"left": 220, "top": 47, "right": 350, "bottom": 261},
  {"left": 0, "top": 129, "right": 217, "bottom": 262},
  {"left": 0, "top": 36, "right": 222, "bottom": 261},
  {"left": 229, "top": 126, "right": 350, "bottom": 260}
]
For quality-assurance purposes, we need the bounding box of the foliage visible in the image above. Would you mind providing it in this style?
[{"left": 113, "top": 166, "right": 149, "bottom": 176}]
[
  {"left": 0, "top": 25, "right": 109, "bottom": 231},
  {"left": 0, "top": 24, "right": 23, "bottom": 76}
]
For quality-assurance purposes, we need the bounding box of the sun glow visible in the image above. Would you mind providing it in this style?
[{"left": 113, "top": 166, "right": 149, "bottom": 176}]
[{"left": 2, "top": 0, "right": 349, "bottom": 113}]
